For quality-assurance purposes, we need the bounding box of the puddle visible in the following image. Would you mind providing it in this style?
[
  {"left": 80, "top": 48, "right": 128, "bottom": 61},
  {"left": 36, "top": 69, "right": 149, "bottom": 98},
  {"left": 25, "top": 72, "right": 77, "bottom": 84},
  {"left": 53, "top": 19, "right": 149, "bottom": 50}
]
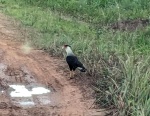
[
  {"left": 10, "top": 85, "right": 31, "bottom": 97},
  {"left": 36, "top": 95, "right": 51, "bottom": 105},
  {"left": 30, "top": 87, "right": 50, "bottom": 95},
  {"left": 9, "top": 84, "right": 51, "bottom": 107},
  {"left": 19, "top": 101, "right": 35, "bottom": 106},
  {"left": 0, "top": 63, "right": 52, "bottom": 108},
  {"left": 9, "top": 85, "right": 50, "bottom": 97},
  {"left": 11, "top": 97, "right": 35, "bottom": 108},
  {"left": 1, "top": 91, "right": 4, "bottom": 93}
]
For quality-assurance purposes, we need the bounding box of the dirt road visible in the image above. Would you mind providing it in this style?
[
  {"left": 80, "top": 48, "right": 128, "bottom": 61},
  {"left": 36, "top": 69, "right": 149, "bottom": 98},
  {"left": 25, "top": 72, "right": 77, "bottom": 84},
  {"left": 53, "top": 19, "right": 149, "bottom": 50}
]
[{"left": 0, "top": 13, "right": 105, "bottom": 116}]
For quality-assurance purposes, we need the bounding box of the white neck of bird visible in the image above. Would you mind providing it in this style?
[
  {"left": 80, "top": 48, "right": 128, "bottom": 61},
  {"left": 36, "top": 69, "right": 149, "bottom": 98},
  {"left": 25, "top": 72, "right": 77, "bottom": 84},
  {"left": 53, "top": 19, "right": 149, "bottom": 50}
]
[{"left": 65, "top": 47, "right": 74, "bottom": 56}]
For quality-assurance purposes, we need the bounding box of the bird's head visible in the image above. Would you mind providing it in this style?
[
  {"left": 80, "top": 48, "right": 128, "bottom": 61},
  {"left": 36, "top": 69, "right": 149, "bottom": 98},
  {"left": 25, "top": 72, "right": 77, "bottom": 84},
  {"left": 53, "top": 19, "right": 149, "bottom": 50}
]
[
  {"left": 62, "top": 44, "right": 71, "bottom": 50},
  {"left": 62, "top": 44, "right": 74, "bottom": 55}
]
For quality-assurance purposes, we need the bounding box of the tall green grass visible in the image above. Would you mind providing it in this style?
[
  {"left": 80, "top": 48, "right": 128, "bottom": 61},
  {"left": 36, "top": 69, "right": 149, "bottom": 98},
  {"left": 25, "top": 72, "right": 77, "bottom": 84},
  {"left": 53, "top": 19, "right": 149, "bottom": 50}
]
[
  {"left": 0, "top": 0, "right": 150, "bottom": 115},
  {"left": 22, "top": 0, "right": 150, "bottom": 24},
  {"left": 1, "top": 0, "right": 150, "bottom": 24}
]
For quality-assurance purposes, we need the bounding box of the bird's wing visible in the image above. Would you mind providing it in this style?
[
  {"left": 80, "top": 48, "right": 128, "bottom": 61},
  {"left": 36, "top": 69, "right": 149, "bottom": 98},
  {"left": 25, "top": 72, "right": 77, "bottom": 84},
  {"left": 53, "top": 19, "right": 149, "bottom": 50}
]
[
  {"left": 74, "top": 56, "right": 86, "bottom": 72},
  {"left": 74, "top": 56, "right": 84, "bottom": 67}
]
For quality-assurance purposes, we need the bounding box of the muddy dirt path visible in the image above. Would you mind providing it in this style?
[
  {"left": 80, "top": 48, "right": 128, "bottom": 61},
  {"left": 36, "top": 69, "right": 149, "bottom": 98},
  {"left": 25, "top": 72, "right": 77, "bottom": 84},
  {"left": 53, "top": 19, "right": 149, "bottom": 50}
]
[{"left": 0, "top": 13, "right": 105, "bottom": 116}]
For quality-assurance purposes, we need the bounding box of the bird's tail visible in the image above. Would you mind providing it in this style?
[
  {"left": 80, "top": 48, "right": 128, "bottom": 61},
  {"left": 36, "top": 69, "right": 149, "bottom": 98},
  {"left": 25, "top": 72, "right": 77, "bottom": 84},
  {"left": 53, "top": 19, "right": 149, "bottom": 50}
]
[{"left": 78, "top": 66, "right": 87, "bottom": 72}]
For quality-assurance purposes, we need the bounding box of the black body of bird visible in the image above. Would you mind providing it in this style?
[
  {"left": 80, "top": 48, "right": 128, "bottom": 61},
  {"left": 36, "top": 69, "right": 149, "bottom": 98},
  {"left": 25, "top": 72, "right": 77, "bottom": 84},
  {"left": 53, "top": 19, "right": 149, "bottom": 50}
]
[{"left": 66, "top": 55, "right": 86, "bottom": 72}]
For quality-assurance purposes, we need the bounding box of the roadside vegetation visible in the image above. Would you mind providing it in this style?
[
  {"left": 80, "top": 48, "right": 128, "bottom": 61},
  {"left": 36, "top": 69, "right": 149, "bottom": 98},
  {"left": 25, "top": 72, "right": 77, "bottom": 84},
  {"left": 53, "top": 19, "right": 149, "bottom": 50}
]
[{"left": 0, "top": 0, "right": 150, "bottom": 115}]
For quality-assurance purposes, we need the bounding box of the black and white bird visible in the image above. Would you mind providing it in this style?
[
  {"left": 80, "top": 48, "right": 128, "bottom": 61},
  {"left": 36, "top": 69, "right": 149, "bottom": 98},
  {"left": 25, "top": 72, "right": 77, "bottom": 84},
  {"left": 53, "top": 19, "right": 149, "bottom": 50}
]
[{"left": 62, "top": 45, "right": 86, "bottom": 78}]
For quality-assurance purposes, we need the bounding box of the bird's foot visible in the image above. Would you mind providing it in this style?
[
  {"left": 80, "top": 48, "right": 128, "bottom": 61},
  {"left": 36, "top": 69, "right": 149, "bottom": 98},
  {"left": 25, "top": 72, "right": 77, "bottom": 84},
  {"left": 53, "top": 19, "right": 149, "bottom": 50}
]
[
  {"left": 68, "top": 71, "right": 75, "bottom": 79},
  {"left": 68, "top": 76, "right": 74, "bottom": 79},
  {"left": 68, "top": 71, "right": 73, "bottom": 79}
]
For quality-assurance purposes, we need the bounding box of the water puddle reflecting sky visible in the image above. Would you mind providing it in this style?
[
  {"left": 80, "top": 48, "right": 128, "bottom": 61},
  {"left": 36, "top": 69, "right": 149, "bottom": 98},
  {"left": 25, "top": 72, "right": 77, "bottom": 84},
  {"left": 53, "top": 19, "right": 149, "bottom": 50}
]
[
  {"left": 9, "top": 85, "right": 50, "bottom": 97},
  {"left": 19, "top": 101, "right": 35, "bottom": 106}
]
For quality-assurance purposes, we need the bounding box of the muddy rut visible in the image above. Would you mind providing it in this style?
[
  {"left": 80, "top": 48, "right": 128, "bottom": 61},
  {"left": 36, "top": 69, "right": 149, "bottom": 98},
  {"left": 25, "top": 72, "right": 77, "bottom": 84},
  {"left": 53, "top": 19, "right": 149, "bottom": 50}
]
[{"left": 0, "top": 13, "right": 105, "bottom": 116}]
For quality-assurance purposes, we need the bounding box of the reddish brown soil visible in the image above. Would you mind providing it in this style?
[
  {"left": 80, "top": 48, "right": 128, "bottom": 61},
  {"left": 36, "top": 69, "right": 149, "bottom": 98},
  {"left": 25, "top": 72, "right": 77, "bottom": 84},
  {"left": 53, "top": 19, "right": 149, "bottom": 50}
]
[{"left": 0, "top": 13, "right": 106, "bottom": 116}]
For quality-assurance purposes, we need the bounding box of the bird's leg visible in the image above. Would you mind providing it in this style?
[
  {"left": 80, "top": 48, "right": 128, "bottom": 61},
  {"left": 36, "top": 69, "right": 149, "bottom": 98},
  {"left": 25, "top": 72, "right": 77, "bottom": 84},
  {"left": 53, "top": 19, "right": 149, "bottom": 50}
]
[
  {"left": 69, "top": 71, "right": 75, "bottom": 79},
  {"left": 69, "top": 71, "right": 72, "bottom": 78},
  {"left": 72, "top": 71, "right": 75, "bottom": 77}
]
